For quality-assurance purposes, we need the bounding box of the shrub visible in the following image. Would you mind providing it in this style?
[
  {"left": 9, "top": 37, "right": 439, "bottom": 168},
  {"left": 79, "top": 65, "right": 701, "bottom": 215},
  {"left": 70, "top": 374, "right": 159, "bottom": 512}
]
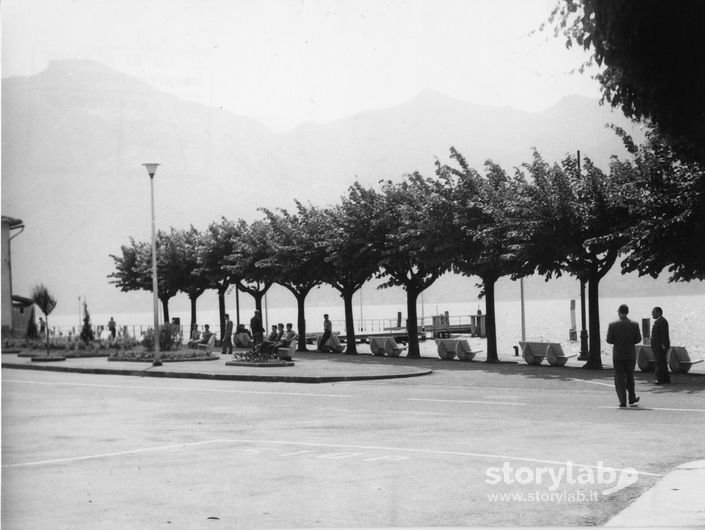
[
  {"left": 141, "top": 323, "right": 181, "bottom": 352},
  {"left": 79, "top": 302, "right": 95, "bottom": 344}
]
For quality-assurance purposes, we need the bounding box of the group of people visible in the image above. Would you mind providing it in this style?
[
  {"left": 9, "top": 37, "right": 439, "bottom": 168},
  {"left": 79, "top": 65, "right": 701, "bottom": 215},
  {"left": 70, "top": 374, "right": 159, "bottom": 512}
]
[
  {"left": 187, "top": 323, "right": 214, "bottom": 348},
  {"left": 186, "top": 311, "right": 343, "bottom": 359},
  {"left": 246, "top": 310, "right": 298, "bottom": 360},
  {"left": 186, "top": 310, "right": 299, "bottom": 360},
  {"left": 606, "top": 304, "right": 671, "bottom": 408}
]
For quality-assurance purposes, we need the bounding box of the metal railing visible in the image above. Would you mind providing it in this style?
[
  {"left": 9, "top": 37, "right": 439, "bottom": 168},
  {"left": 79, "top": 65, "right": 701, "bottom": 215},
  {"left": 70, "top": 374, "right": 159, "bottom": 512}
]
[{"left": 42, "top": 314, "right": 484, "bottom": 342}]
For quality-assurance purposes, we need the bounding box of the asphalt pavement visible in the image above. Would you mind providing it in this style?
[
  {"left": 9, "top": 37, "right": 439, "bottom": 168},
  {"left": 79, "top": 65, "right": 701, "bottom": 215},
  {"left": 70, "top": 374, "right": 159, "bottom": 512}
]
[{"left": 2, "top": 346, "right": 704, "bottom": 528}]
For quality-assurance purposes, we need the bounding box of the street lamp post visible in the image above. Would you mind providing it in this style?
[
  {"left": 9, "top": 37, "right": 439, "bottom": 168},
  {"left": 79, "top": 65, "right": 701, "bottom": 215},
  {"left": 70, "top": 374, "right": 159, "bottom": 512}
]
[
  {"left": 143, "top": 162, "right": 162, "bottom": 367},
  {"left": 520, "top": 277, "right": 526, "bottom": 342}
]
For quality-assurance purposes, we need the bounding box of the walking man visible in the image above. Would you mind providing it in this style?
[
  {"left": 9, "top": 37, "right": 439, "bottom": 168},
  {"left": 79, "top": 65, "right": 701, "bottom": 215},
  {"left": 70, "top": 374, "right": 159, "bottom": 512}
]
[
  {"left": 606, "top": 304, "right": 642, "bottom": 408},
  {"left": 651, "top": 306, "right": 671, "bottom": 384},
  {"left": 222, "top": 313, "right": 233, "bottom": 355}
]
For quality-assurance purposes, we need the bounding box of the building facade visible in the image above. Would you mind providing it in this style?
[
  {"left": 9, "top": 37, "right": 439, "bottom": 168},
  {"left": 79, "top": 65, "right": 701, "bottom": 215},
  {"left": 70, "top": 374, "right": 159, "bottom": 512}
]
[{"left": 2, "top": 215, "right": 25, "bottom": 337}]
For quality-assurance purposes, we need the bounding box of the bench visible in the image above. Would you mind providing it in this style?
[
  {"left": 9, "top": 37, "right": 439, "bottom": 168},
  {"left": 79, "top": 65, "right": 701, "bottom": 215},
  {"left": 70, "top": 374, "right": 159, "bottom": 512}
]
[
  {"left": 668, "top": 347, "right": 703, "bottom": 374},
  {"left": 277, "top": 342, "right": 296, "bottom": 361},
  {"left": 196, "top": 334, "right": 216, "bottom": 353},
  {"left": 368, "top": 336, "right": 406, "bottom": 357},
  {"left": 316, "top": 333, "right": 344, "bottom": 353},
  {"left": 435, "top": 338, "right": 481, "bottom": 361},
  {"left": 519, "top": 341, "right": 576, "bottom": 366},
  {"left": 636, "top": 345, "right": 656, "bottom": 372},
  {"left": 519, "top": 342, "right": 546, "bottom": 365},
  {"left": 544, "top": 343, "right": 577, "bottom": 367}
]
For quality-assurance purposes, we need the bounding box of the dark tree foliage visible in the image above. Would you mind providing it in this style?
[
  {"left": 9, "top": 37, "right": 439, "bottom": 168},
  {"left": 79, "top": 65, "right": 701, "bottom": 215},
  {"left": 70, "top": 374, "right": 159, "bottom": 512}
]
[
  {"left": 109, "top": 230, "right": 190, "bottom": 324},
  {"left": 521, "top": 150, "right": 637, "bottom": 368},
  {"left": 79, "top": 301, "right": 95, "bottom": 344},
  {"left": 548, "top": 0, "right": 705, "bottom": 164},
  {"left": 321, "top": 188, "right": 384, "bottom": 354},
  {"left": 370, "top": 173, "right": 456, "bottom": 358},
  {"left": 108, "top": 238, "right": 152, "bottom": 293},
  {"left": 31, "top": 283, "right": 57, "bottom": 355},
  {"left": 226, "top": 219, "right": 275, "bottom": 317},
  {"left": 200, "top": 218, "right": 242, "bottom": 333},
  {"left": 154, "top": 228, "right": 192, "bottom": 323},
  {"left": 600, "top": 128, "right": 705, "bottom": 282},
  {"left": 258, "top": 204, "right": 328, "bottom": 352},
  {"left": 179, "top": 226, "right": 211, "bottom": 328},
  {"left": 436, "top": 148, "right": 529, "bottom": 363}
]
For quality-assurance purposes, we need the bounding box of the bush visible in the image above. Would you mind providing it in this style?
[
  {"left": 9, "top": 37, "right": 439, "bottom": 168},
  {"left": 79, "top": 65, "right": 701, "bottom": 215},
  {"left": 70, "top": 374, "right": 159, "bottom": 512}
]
[
  {"left": 80, "top": 303, "right": 95, "bottom": 344},
  {"left": 141, "top": 323, "right": 181, "bottom": 352}
]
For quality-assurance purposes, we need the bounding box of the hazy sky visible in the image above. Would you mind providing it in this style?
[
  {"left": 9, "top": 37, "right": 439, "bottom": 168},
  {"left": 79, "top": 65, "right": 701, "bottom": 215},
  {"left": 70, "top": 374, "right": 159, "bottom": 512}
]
[{"left": 3, "top": 0, "right": 600, "bottom": 131}]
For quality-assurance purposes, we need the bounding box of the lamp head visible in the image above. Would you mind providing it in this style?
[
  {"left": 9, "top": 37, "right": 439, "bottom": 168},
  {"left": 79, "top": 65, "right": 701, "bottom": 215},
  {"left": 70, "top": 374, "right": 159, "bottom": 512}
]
[{"left": 142, "top": 163, "right": 160, "bottom": 178}]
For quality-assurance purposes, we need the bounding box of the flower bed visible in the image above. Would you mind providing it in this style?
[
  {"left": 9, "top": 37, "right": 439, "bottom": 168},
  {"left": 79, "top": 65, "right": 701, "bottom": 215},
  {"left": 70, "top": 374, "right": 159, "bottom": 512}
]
[{"left": 108, "top": 349, "right": 219, "bottom": 362}]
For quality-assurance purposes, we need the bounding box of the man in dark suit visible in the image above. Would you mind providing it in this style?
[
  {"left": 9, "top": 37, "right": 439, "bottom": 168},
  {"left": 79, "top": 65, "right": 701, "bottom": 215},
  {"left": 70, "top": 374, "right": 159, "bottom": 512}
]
[
  {"left": 250, "top": 310, "right": 264, "bottom": 347},
  {"left": 606, "top": 304, "right": 642, "bottom": 408},
  {"left": 651, "top": 306, "right": 671, "bottom": 384},
  {"left": 221, "top": 313, "right": 233, "bottom": 355}
]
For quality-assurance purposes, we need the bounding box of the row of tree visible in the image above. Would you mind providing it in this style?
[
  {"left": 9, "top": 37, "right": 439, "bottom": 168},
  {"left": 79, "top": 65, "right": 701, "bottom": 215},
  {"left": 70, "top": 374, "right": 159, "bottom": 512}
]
[{"left": 109, "top": 130, "right": 704, "bottom": 367}]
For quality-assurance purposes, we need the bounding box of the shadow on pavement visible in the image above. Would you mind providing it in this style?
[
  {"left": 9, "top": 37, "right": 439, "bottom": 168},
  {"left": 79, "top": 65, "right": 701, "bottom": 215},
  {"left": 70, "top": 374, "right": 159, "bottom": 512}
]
[{"left": 301, "top": 350, "right": 705, "bottom": 394}]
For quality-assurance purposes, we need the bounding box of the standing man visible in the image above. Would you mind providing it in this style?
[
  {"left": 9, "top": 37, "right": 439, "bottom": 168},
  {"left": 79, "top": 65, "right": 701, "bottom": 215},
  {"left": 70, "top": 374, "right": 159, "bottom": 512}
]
[
  {"left": 651, "top": 306, "right": 671, "bottom": 385},
  {"left": 606, "top": 304, "right": 642, "bottom": 408},
  {"left": 318, "top": 314, "right": 332, "bottom": 352},
  {"left": 108, "top": 317, "right": 117, "bottom": 340},
  {"left": 250, "top": 309, "right": 264, "bottom": 347},
  {"left": 221, "top": 313, "right": 233, "bottom": 355}
]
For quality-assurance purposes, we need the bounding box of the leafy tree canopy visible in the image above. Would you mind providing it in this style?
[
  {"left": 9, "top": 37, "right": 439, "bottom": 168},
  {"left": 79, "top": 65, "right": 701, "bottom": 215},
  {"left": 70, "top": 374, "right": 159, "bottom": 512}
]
[
  {"left": 548, "top": 0, "right": 705, "bottom": 163},
  {"left": 604, "top": 128, "right": 705, "bottom": 281}
]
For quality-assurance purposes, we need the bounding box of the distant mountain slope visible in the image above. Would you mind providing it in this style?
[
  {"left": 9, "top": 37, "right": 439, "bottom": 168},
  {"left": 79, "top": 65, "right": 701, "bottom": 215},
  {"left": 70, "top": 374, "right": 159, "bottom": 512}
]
[{"left": 3, "top": 59, "right": 674, "bottom": 316}]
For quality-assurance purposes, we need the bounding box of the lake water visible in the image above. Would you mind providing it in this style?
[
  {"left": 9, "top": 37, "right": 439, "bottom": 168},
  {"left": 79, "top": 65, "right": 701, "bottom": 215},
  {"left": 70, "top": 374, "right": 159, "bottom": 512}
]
[{"left": 49, "top": 294, "right": 704, "bottom": 358}]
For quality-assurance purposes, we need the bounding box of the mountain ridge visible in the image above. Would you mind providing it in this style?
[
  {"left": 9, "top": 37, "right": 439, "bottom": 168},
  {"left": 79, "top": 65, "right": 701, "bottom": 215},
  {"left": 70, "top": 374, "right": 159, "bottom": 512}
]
[{"left": 4, "top": 59, "right": 695, "bottom": 319}]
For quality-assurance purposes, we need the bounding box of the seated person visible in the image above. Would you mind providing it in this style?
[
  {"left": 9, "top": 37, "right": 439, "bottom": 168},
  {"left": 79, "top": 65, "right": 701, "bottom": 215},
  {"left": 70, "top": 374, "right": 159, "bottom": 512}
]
[
  {"left": 233, "top": 324, "right": 253, "bottom": 347},
  {"left": 187, "top": 324, "right": 201, "bottom": 348},
  {"left": 266, "top": 324, "right": 279, "bottom": 342},
  {"left": 269, "top": 323, "right": 299, "bottom": 361},
  {"left": 274, "top": 323, "right": 298, "bottom": 361},
  {"left": 191, "top": 324, "right": 213, "bottom": 348},
  {"left": 280, "top": 323, "right": 297, "bottom": 345},
  {"left": 259, "top": 323, "right": 286, "bottom": 355}
]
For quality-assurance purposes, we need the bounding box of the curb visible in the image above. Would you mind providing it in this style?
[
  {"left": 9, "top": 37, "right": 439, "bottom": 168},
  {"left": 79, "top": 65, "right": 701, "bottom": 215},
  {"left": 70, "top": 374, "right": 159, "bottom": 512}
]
[
  {"left": 0, "top": 361, "right": 433, "bottom": 384},
  {"left": 605, "top": 459, "right": 705, "bottom": 527}
]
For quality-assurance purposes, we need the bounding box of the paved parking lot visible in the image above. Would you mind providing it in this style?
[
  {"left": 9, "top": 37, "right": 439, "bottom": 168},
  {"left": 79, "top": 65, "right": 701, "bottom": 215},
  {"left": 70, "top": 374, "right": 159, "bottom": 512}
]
[{"left": 2, "top": 358, "right": 704, "bottom": 529}]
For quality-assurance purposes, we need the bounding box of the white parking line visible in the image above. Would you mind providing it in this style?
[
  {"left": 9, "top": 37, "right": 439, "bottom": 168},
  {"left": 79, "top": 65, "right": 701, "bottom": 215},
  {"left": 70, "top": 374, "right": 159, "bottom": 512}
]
[
  {"left": 219, "top": 438, "right": 662, "bottom": 477},
  {"left": 408, "top": 398, "right": 526, "bottom": 406},
  {"left": 597, "top": 406, "right": 705, "bottom": 413},
  {"left": 2, "top": 439, "right": 229, "bottom": 468},
  {"left": 569, "top": 379, "right": 613, "bottom": 387},
  {"left": 2, "top": 379, "right": 353, "bottom": 398},
  {"left": 4, "top": 436, "right": 662, "bottom": 478}
]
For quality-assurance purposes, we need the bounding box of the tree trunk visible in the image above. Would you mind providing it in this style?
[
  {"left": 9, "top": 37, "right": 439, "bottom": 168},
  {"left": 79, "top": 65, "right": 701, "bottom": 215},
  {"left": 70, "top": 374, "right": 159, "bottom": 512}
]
[
  {"left": 218, "top": 287, "right": 227, "bottom": 337},
  {"left": 189, "top": 295, "right": 198, "bottom": 328},
  {"left": 252, "top": 292, "right": 264, "bottom": 314},
  {"left": 484, "top": 277, "right": 499, "bottom": 363},
  {"left": 45, "top": 315, "right": 50, "bottom": 356},
  {"left": 405, "top": 286, "right": 420, "bottom": 358},
  {"left": 295, "top": 294, "right": 308, "bottom": 352},
  {"left": 578, "top": 276, "right": 589, "bottom": 360},
  {"left": 342, "top": 289, "right": 358, "bottom": 354},
  {"left": 160, "top": 297, "right": 170, "bottom": 324},
  {"left": 583, "top": 274, "right": 604, "bottom": 369}
]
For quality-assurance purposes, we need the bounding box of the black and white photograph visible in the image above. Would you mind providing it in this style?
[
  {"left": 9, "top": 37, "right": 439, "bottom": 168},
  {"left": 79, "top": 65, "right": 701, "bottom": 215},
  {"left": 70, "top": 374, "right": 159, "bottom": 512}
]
[{"left": 2, "top": 1, "right": 704, "bottom": 528}]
